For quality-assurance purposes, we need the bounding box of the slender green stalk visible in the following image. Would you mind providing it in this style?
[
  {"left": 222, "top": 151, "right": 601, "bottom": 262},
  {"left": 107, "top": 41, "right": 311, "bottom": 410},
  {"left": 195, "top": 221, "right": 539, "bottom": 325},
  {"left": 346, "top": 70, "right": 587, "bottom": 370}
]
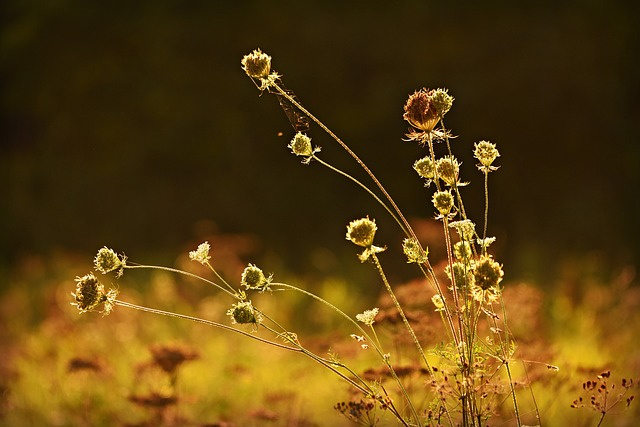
[{"left": 124, "top": 263, "right": 239, "bottom": 299}]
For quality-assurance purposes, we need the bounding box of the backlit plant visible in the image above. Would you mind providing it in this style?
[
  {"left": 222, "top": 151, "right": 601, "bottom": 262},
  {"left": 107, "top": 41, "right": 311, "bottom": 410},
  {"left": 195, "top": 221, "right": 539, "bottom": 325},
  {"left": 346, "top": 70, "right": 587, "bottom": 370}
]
[{"left": 72, "top": 48, "right": 637, "bottom": 426}]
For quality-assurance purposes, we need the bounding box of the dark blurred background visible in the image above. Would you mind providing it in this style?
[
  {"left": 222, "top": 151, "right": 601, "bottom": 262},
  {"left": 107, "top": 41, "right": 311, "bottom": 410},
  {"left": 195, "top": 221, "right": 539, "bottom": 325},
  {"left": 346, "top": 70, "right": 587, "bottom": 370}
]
[{"left": 2, "top": 0, "right": 639, "bottom": 285}]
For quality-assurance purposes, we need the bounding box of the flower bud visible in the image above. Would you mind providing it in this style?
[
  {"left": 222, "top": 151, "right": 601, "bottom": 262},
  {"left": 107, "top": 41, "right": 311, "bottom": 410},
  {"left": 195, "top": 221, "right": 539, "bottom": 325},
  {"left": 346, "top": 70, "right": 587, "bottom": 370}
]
[
  {"left": 403, "top": 88, "right": 453, "bottom": 132},
  {"left": 73, "top": 273, "right": 105, "bottom": 312}
]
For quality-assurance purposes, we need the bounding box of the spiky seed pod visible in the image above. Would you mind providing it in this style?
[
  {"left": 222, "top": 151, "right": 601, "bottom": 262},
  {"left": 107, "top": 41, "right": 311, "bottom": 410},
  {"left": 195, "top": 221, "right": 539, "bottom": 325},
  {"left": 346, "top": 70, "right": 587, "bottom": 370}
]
[
  {"left": 453, "top": 241, "right": 472, "bottom": 261},
  {"left": 227, "top": 301, "right": 262, "bottom": 326},
  {"left": 241, "top": 49, "right": 272, "bottom": 79},
  {"left": 413, "top": 156, "right": 435, "bottom": 180},
  {"left": 429, "top": 89, "right": 454, "bottom": 117},
  {"left": 73, "top": 273, "right": 106, "bottom": 312},
  {"left": 241, "top": 264, "right": 271, "bottom": 291},
  {"left": 436, "top": 156, "right": 460, "bottom": 187},
  {"left": 474, "top": 256, "right": 504, "bottom": 290},
  {"left": 346, "top": 217, "right": 378, "bottom": 247},
  {"left": 402, "top": 237, "right": 428, "bottom": 263},
  {"left": 432, "top": 190, "right": 454, "bottom": 216},
  {"left": 474, "top": 140, "right": 500, "bottom": 172},
  {"left": 94, "top": 247, "right": 124, "bottom": 275}
]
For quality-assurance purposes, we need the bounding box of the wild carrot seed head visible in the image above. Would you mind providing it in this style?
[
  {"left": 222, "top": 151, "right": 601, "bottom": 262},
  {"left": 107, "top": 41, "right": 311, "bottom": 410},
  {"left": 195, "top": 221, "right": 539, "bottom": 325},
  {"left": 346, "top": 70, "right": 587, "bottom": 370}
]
[{"left": 241, "top": 48, "right": 272, "bottom": 79}]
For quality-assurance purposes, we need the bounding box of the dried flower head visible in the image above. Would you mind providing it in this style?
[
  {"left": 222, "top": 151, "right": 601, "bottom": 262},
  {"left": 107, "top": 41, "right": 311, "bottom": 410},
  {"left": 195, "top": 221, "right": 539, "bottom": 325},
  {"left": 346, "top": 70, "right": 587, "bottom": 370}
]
[
  {"left": 403, "top": 88, "right": 453, "bottom": 133},
  {"left": 227, "top": 301, "right": 263, "bottom": 327},
  {"left": 356, "top": 308, "right": 379, "bottom": 326},
  {"left": 72, "top": 273, "right": 118, "bottom": 315},
  {"left": 436, "top": 156, "right": 461, "bottom": 187},
  {"left": 432, "top": 190, "right": 455, "bottom": 216},
  {"left": 241, "top": 264, "right": 272, "bottom": 292},
  {"left": 474, "top": 255, "right": 504, "bottom": 290},
  {"left": 346, "top": 217, "right": 386, "bottom": 261},
  {"left": 402, "top": 237, "right": 429, "bottom": 264},
  {"left": 413, "top": 156, "right": 435, "bottom": 180},
  {"left": 189, "top": 241, "right": 211, "bottom": 265},
  {"left": 288, "top": 132, "right": 320, "bottom": 163},
  {"left": 94, "top": 247, "right": 125, "bottom": 277},
  {"left": 474, "top": 140, "right": 500, "bottom": 172},
  {"left": 241, "top": 48, "right": 272, "bottom": 79},
  {"left": 346, "top": 217, "right": 378, "bottom": 247}
]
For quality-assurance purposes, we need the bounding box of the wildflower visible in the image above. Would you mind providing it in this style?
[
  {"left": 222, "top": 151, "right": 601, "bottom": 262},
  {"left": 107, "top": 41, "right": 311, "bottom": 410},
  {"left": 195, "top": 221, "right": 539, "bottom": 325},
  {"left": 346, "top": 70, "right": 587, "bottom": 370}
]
[
  {"left": 288, "top": 132, "right": 320, "bottom": 163},
  {"left": 72, "top": 273, "right": 118, "bottom": 315},
  {"left": 436, "top": 156, "right": 462, "bottom": 187},
  {"left": 241, "top": 48, "right": 272, "bottom": 79},
  {"left": 474, "top": 140, "right": 500, "bottom": 172},
  {"left": 432, "top": 190, "right": 455, "bottom": 216},
  {"left": 402, "top": 237, "right": 428, "bottom": 263},
  {"left": 474, "top": 255, "right": 504, "bottom": 290},
  {"left": 227, "top": 301, "right": 263, "bottom": 327},
  {"left": 403, "top": 88, "right": 453, "bottom": 133},
  {"left": 94, "top": 247, "right": 126, "bottom": 277},
  {"left": 356, "top": 308, "right": 379, "bottom": 326},
  {"left": 189, "top": 241, "right": 211, "bottom": 265},
  {"left": 241, "top": 264, "right": 272, "bottom": 292},
  {"left": 413, "top": 156, "right": 435, "bottom": 181},
  {"left": 449, "top": 220, "right": 476, "bottom": 240},
  {"left": 346, "top": 217, "right": 386, "bottom": 262}
]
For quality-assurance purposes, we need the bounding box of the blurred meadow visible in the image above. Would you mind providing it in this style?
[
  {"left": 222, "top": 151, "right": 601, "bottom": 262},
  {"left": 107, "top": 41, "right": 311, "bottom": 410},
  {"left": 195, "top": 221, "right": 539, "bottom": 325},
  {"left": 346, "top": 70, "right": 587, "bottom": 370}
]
[{"left": 2, "top": 1, "right": 640, "bottom": 426}]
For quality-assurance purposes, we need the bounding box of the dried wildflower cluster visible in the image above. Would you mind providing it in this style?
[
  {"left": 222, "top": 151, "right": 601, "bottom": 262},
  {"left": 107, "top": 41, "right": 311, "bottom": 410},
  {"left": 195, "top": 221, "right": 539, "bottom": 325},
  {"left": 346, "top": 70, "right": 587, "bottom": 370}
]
[{"left": 72, "top": 272, "right": 117, "bottom": 314}]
